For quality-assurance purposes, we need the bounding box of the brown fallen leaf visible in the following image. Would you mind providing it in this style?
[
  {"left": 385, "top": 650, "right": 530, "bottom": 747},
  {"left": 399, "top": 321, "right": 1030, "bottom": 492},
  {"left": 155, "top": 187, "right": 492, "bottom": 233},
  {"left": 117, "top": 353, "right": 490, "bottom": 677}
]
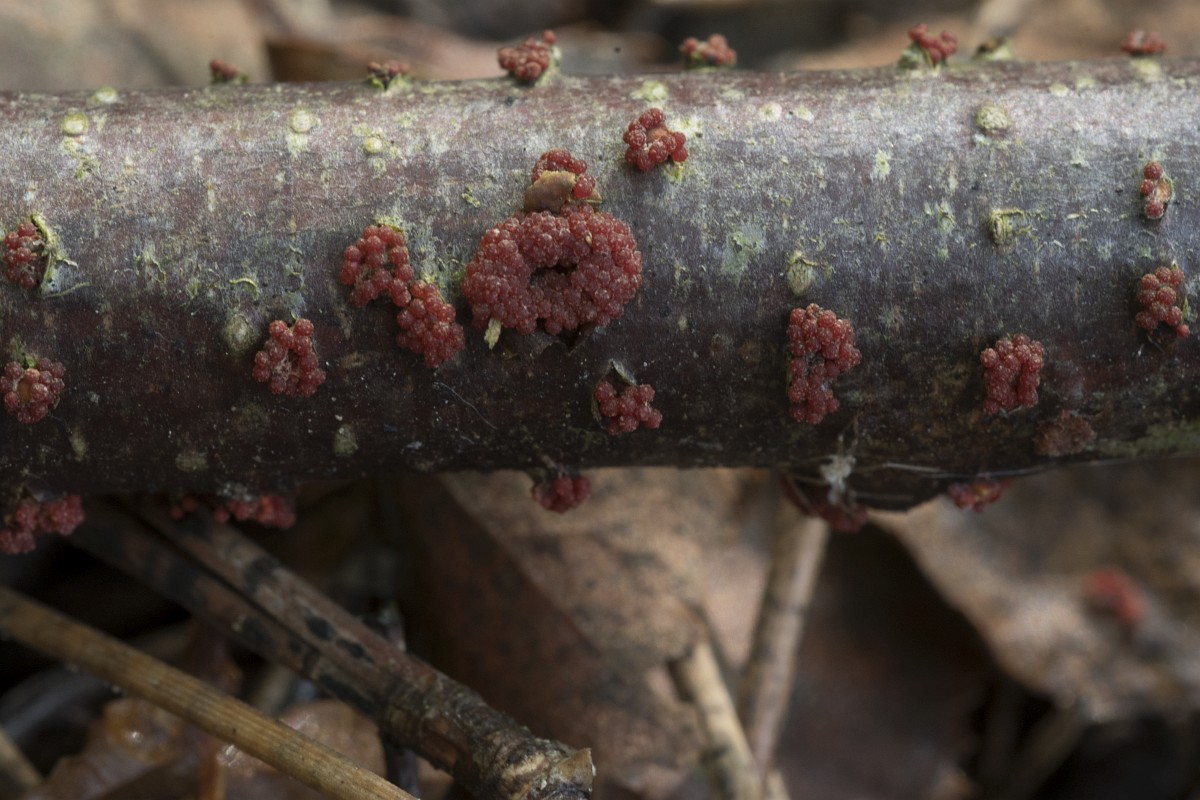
[
  {"left": 396, "top": 468, "right": 753, "bottom": 798},
  {"left": 875, "top": 461, "right": 1200, "bottom": 722}
]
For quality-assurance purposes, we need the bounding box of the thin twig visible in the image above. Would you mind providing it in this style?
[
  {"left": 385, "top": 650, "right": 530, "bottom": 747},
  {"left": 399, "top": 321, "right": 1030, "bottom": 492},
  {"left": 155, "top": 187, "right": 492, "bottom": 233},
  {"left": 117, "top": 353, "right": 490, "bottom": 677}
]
[
  {"left": 0, "top": 724, "right": 40, "bottom": 800},
  {"left": 74, "top": 499, "right": 594, "bottom": 800},
  {"left": 737, "top": 515, "right": 830, "bottom": 778},
  {"left": 670, "top": 639, "right": 762, "bottom": 800},
  {"left": 0, "top": 584, "right": 414, "bottom": 800}
]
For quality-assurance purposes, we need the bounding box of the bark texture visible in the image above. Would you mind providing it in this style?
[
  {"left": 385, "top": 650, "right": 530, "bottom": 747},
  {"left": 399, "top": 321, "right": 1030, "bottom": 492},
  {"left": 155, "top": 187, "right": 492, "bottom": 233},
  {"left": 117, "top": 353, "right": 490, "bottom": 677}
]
[{"left": 1, "top": 59, "right": 1198, "bottom": 507}]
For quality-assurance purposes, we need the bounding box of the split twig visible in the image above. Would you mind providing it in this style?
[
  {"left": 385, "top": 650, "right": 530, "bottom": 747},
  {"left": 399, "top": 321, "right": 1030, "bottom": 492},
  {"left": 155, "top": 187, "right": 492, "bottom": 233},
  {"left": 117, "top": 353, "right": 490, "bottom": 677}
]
[
  {"left": 737, "top": 515, "right": 830, "bottom": 778},
  {"left": 670, "top": 639, "right": 762, "bottom": 800},
  {"left": 0, "top": 584, "right": 414, "bottom": 800},
  {"left": 0, "top": 724, "right": 40, "bottom": 800},
  {"left": 70, "top": 499, "right": 593, "bottom": 800}
]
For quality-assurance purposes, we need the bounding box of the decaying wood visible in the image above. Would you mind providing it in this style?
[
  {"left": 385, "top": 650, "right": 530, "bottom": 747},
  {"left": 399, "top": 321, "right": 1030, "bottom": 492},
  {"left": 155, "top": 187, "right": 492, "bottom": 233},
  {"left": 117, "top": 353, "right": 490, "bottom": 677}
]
[
  {"left": 67, "top": 500, "right": 594, "bottom": 800},
  {"left": 1, "top": 59, "right": 1198, "bottom": 507}
]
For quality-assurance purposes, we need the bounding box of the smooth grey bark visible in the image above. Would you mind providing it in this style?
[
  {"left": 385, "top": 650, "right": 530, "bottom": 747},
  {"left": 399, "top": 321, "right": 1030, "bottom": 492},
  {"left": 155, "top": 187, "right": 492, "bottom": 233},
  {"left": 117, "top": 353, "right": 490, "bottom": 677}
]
[{"left": 1, "top": 58, "right": 1198, "bottom": 508}]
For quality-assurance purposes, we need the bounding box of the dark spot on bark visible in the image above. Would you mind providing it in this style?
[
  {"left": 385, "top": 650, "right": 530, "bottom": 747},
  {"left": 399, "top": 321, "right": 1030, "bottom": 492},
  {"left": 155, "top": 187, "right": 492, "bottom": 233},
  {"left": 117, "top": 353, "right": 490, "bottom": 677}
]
[
  {"left": 306, "top": 615, "right": 334, "bottom": 641},
  {"left": 336, "top": 638, "right": 369, "bottom": 661},
  {"left": 243, "top": 555, "right": 279, "bottom": 594},
  {"left": 238, "top": 615, "right": 274, "bottom": 649}
]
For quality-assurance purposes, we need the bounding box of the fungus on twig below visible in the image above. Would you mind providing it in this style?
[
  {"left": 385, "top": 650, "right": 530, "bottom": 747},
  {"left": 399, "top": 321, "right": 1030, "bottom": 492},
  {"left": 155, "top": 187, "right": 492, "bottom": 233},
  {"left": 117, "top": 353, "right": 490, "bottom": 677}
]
[
  {"left": 3, "top": 220, "right": 48, "bottom": 290},
  {"left": 1135, "top": 264, "right": 1188, "bottom": 338},
  {"left": 1139, "top": 161, "right": 1173, "bottom": 221},
  {"left": 0, "top": 491, "right": 84, "bottom": 555},
  {"left": 980, "top": 333, "right": 1044, "bottom": 415},
  {"left": 594, "top": 380, "right": 662, "bottom": 434},
  {"left": 2, "top": 357, "right": 65, "bottom": 424},
  {"left": 531, "top": 472, "right": 590, "bottom": 513},
  {"left": 785, "top": 304, "right": 861, "bottom": 425},
  {"left": 1121, "top": 30, "right": 1166, "bottom": 56},
  {"left": 946, "top": 478, "right": 1012, "bottom": 511},
  {"left": 252, "top": 319, "right": 326, "bottom": 397},
  {"left": 903, "top": 24, "right": 958, "bottom": 67}
]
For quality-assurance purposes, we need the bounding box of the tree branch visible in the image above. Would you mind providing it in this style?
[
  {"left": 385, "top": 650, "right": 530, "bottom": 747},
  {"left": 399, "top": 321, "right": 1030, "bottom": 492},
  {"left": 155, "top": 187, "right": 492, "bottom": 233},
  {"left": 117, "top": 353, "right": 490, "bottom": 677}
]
[{"left": 1, "top": 60, "right": 1197, "bottom": 507}]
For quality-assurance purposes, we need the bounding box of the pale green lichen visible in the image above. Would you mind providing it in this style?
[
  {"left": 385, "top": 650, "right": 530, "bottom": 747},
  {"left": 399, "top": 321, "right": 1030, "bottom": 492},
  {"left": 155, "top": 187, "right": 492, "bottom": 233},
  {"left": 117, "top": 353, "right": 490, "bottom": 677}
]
[
  {"left": 631, "top": 80, "right": 668, "bottom": 103},
  {"left": 286, "top": 108, "right": 318, "bottom": 155},
  {"left": 175, "top": 449, "right": 208, "bottom": 473},
  {"left": 722, "top": 226, "right": 764, "bottom": 279},
  {"left": 334, "top": 424, "right": 358, "bottom": 457},
  {"left": 68, "top": 429, "right": 87, "bottom": 460},
  {"left": 758, "top": 102, "right": 783, "bottom": 121},
  {"left": 61, "top": 112, "right": 88, "bottom": 136},
  {"left": 975, "top": 104, "right": 1012, "bottom": 135},
  {"left": 988, "top": 208, "right": 1029, "bottom": 246},
  {"left": 89, "top": 87, "right": 119, "bottom": 106},
  {"left": 871, "top": 150, "right": 892, "bottom": 182},
  {"left": 1096, "top": 418, "right": 1200, "bottom": 459},
  {"left": 224, "top": 312, "right": 256, "bottom": 356},
  {"left": 1049, "top": 83, "right": 1069, "bottom": 97},
  {"left": 784, "top": 250, "right": 825, "bottom": 296},
  {"left": 792, "top": 106, "right": 815, "bottom": 122}
]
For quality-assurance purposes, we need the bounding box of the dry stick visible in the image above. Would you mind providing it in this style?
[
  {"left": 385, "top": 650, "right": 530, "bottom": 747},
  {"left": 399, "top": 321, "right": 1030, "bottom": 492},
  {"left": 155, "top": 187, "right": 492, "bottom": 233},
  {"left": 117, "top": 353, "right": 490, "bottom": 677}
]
[
  {"left": 737, "top": 515, "right": 831, "bottom": 780},
  {"left": 0, "top": 585, "right": 414, "bottom": 800},
  {"left": 127, "top": 501, "right": 595, "bottom": 800},
  {"left": 0, "top": 724, "right": 40, "bottom": 800},
  {"left": 671, "top": 639, "right": 763, "bottom": 800},
  {"left": 2, "top": 64, "right": 1200, "bottom": 503}
]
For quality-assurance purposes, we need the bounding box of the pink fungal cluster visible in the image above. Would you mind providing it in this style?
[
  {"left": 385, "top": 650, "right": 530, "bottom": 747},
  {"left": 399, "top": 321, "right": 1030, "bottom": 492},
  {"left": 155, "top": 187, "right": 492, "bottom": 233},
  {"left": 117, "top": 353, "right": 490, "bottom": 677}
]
[
  {"left": 341, "top": 225, "right": 414, "bottom": 307},
  {"left": 947, "top": 478, "right": 1012, "bottom": 512},
  {"left": 1140, "top": 161, "right": 1173, "bottom": 220},
  {"left": 680, "top": 34, "right": 737, "bottom": 68},
  {"left": 907, "top": 23, "right": 957, "bottom": 65},
  {"left": 786, "top": 304, "right": 861, "bottom": 425},
  {"left": 252, "top": 319, "right": 326, "bottom": 397},
  {"left": 1084, "top": 567, "right": 1145, "bottom": 630},
  {"left": 3, "top": 357, "right": 65, "bottom": 424},
  {"left": 532, "top": 472, "right": 590, "bottom": 513},
  {"left": 1135, "top": 264, "right": 1188, "bottom": 338},
  {"left": 463, "top": 151, "right": 642, "bottom": 337},
  {"left": 4, "top": 220, "right": 47, "bottom": 290},
  {"left": 594, "top": 380, "right": 662, "bottom": 434},
  {"left": 623, "top": 109, "right": 688, "bottom": 172},
  {"left": 341, "top": 224, "right": 465, "bottom": 368},
  {"left": 171, "top": 492, "right": 296, "bottom": 529},
  {"left": 367, "top": 60, "right": 410, "bottom": 89},
  {"left": 0, "top": 492, "right": 84, "bottom": 555},
  {"left": 1121, "top": 30, "right": 1166, "bottom": 56},
  {"left": 209, "top": 58, "right": 246, "bottom": 84},
  {"left": 498, "top": 30, "right": 556, "bottom": 83},
  {"left": 525, "top": 149, "right": 598, "bottom": 212},
  {"left": 396, "top": 280, "right": 466, "bottom": 368},
  {"left": 980, "top": 333, "right": 1044, "bottom": 415}
]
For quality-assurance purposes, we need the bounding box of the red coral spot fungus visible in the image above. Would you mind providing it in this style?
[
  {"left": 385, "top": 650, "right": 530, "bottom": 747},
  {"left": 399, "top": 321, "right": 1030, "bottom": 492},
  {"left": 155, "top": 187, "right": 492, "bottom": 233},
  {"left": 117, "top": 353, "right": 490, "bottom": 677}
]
[
  {"left": 252, "top": 318, "right": 326, "bottom": 397},
  {"left": 463, "top": 205, "right": 642, "bottom": 336},
  {"left": 1034, "top": 411, "right": 1096, "bottom": 457},
  {"left": 367, "top": 60, "right": 410, "bottom": 89},
  {"left": 1139, "top": 161, "right": 1173, "bottom": 220},
  {"left": 171, "top": 492, "right": 296, "bottom": 529},
  {"left": 498, "top": 30, "right": 556, "bottom": 83},
  {"left": 946, "top": 478, "right": 1012, "bottom": 511},
  {"left": 209, "top": 58, "right": 246, "bottom": 84},
  {"left": 1135, "top": 264, "right": 1188, "bottom": 338},
  {"left": 525, "top": 149, "right": 598, "bottom": 212},
  {"left": 1084, "top": 567, "right": 1145, "bottom": 630},
  {"left": 341, "top": 224, "right": 414, "bottom": 307},
  {"left": 3, "top": 357, "right": 65, "bottom": 424},
  {"left": 980, "top": 333, "right": 1044, "bottom": 415},
  {"left": 0, "top": 491, "right": 84, "bottom": 555},
  {"left": 4, "top": 220, "right": 48, "bottom": 290},
  {"left": 396, "top": 280, "right": 465, "bottom": 368},
  {"left": 531, "top": 472, "right": 590, "bottom": 513},
  {"left": 594, "top": 380, "right": 662, "bottom": 434},
  {"left": 786, "top": 304, "right": 861, "bottom": 425},
  {"left": 680, "top": 34, "right": 737, "bottom": 68},
  {"left": 907, "top": 23, "right": 958, "bottom": 65},
  {"left": 623, "top": 108, "right": 688, "bottom": 172},
  {"left": 1121, "top": 30, "right": 1166, "bottom": 56}
]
